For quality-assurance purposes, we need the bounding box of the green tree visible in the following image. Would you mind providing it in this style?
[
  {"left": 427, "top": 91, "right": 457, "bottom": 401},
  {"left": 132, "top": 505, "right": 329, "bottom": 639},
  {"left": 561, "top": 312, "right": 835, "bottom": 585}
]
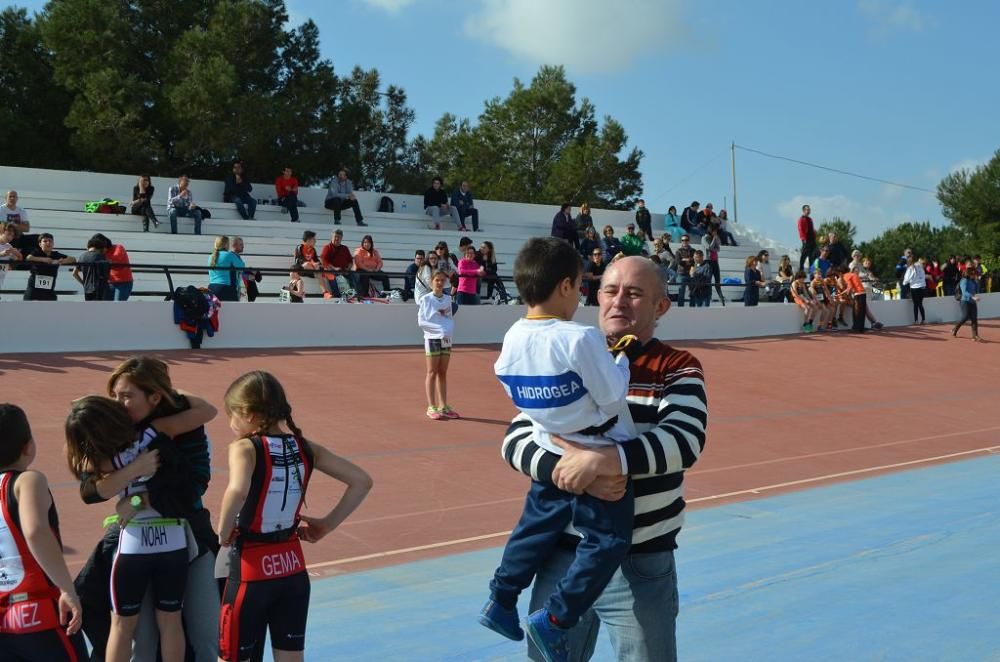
[
  {"left": 412, "top": 65, "right": 643, "bottom": 208},
  {"left": 0, "top": 8, "right": 75, "bottom": 169},
  {"left": 856, "top": 221, "right": 971, "bottom": 281},
  {"left": 937, "top": 149, "right": 1000, "bottom": 258}
]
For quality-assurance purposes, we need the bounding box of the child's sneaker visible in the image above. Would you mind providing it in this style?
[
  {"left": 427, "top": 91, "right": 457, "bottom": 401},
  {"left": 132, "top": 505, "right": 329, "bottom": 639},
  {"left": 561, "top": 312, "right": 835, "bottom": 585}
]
[
  {"left": 478, "top": 599, "right": 523, "bottom": 641},
  {"left": 526, "top": 609, "right": 570, "bottom": 662},
  {"left": 426, "top": 407, "right": 444, "bottom": 420},
  {"left": 440, "top": 405, "right": 461, "bottom": 419}
]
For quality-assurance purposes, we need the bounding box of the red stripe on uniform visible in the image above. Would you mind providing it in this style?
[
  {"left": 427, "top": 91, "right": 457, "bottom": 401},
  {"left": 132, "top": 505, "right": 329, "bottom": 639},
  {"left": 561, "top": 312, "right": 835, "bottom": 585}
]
[
  {"left": 249, "top": 439, "right": 273, "bottom": 533},
  {"left": 56, "top": 627, "right": 80, "bottom": 662},
  {"left": 219, "top": 580, "right": 249, "bottom": 662}
]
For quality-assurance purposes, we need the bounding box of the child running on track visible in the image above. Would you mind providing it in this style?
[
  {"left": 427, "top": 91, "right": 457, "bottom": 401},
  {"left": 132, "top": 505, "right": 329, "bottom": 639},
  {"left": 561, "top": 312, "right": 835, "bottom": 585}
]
[
  {"left": 0, "top": 404, "right": 87, "bottom": 661},
  {"left": 217, "top": 371, "right": 372, "bottom": 662},
  {"left": 481, "top": 237, "right": 641, "bottom": 662},
  {"left": 417, "top": 270, "right": 458, "bottom": 420},
  {"left": 65, "top": 396, "right": 200, "bottom": 662}
]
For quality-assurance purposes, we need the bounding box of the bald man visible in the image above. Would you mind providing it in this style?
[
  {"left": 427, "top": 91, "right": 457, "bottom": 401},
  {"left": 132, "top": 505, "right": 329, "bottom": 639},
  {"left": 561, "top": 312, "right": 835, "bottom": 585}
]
[{"left": 502, "top": 257, "right": 708, "bottom": 661}]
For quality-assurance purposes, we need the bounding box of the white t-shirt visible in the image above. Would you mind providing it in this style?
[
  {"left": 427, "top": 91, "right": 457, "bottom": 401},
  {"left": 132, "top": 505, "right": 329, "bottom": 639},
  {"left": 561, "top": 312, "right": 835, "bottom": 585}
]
[
  {"left": 1, "top": 206, "right": 27, "bottom": 225},
  {"left": 417, "top": 292, "right": 454, "bottom": 339},
  {"left": 495, "top": 318, "right": 634, "bottom": 455}
]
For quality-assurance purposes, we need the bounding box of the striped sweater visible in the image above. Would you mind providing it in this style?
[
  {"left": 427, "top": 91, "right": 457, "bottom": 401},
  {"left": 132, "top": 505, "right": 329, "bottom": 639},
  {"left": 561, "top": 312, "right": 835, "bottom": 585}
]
[{"left": 502, "top": 339, "right": 707, "bottom": 553}]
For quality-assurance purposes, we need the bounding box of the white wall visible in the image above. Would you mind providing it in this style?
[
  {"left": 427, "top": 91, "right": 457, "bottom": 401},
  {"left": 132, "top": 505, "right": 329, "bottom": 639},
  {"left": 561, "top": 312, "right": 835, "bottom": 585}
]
[{"left": 2, "top": 295, "right": 996, "bottom": 354}]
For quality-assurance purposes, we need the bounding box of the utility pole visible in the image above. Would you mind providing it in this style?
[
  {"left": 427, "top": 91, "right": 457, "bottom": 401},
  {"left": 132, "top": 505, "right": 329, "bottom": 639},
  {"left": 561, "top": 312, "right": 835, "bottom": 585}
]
[{"left": 731, "top": 141, "right": 739, "bottom": 224}]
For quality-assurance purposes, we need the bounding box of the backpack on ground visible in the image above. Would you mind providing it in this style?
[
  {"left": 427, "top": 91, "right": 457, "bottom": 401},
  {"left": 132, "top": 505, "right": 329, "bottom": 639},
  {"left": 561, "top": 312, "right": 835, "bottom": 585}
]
[{"left": 378, "top": 196, "right": 394, "bottom": 213}]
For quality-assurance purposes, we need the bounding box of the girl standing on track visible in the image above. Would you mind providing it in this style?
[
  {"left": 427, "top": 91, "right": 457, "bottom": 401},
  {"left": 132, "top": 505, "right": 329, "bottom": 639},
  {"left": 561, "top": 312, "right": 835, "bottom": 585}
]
[
  {"left": 216, "top": 371, "right": 372, "bottom": 662},
  {"left": 417, "top": 271, "right": 458, "bottom": 420},
  {"left": 65, "top": 396, "right": 201, "bottom": 662},
  {"left": 0, "top": 404, "right": 87, "bottom": 661}
]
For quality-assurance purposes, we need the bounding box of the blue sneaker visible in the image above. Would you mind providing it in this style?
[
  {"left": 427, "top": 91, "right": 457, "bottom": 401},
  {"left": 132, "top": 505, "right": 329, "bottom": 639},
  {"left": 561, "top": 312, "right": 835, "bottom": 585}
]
[
  {"left": 478, "top": 599, "right": 524, "bottom": 641},
  {"left": 525, "top": 609, "right": 569, "bottom": 662}
]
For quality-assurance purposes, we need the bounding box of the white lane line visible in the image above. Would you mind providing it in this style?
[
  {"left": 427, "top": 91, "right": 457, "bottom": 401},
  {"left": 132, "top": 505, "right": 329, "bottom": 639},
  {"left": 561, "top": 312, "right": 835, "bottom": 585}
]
[{"left": 308, "top": 444, "right": 1000, "bottom": 570}]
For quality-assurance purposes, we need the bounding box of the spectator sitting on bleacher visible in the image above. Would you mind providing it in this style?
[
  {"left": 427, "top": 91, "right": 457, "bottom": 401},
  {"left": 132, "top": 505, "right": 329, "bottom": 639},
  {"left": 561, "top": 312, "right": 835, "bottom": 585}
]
[
  {"left": 325, "top": 169, "right": 367, "bottom": 226},
  {"left": 451, "top": 181, "right": 479, "bottom": 232},
  {"left": 223, "top": 160, "right": 256, "bottom": 221},
  {"left": 286, "top": 268, "right": 305, "bottom": 303},
  {"left": 550, "top": 202, "right": 578, "bottom": 250},
  {"left": 207, "top": 235, "right": 245, "bottom": 302},
  {"left": 716, "top": 209, "right": 738, "bottom": 246},
  {"left": 671, "top": 234, "right": 695, "bottom": 306},
  {"left": 0, "top": 223, "right": 24, "bottom": 299},
  {"left": 72, "top": 234, "right": 111, "bottom": 302},
  {"left": 230, "top": 236, "right": 261, "bottom": 302},
  {"left": 425, "top": 177, "right": 461, "bottom": 231},
  {"left": 101, "top": 234, "right": 134, "bottom": 301},
  {"left": 620, "top": 223, "right": 645, "bottom": 256},
  {"left": 167, "top": 175, "right": 203, "bottom": 235},
  {"left": 696, "top": 202, "right": 716, "bottom": 236},
  {"left": 601, "top": 225, "right": 623, "bottom": 262},
  {"left": 294, "top": 230, "right": 334, "bottom": 299},
  {"left": 478, "top": 240, "right": 508, "bottom": 303},
  {"left": 405, "top": 250, "right": 425, "bottom": 296},
  {"left": 575, "top": 202, "right": 594, "bottom": 243},
  {"left": 653, "top": 237, "right": 675, "bottom": 280},
  {"left": 664, "top": 205, "right": 684, "bottom": 241},
  {"left": 582, "top": 246, "right": 605, "bottom": 306},
  {"left": 24, "top": 232, "right": 74, "bottom": 301},
  {"left": 680, "top": 201, "right": 702, "bottom": 239},
  {"left": 3, "top": 190, "right": 29, "bottom": 233},
  {"left": 275, "top": 166, "right": 301, "bottom": 223},
  {"left": 354, "top": 235, "right": 390, "bottom": 297},
  {"left": 129, "top": 175, "right": 159, "bottom": 231},
  {"left": 579, "top": 226, "right": 602, "bottom": 260},
  {"left": 320, "top": 228, "right": 354, "bottom": 297}
]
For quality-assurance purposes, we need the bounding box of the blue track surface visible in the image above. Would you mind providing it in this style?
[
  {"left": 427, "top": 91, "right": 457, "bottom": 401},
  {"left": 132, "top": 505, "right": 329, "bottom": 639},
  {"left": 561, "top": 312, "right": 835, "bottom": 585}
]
[{"left": 274, "top": 455, "right": 1000, "bottom": 661}]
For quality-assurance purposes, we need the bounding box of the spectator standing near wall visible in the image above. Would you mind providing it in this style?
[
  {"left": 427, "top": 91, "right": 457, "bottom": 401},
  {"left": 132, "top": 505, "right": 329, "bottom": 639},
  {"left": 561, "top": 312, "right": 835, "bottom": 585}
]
[
  {"left": 72, "top": 234, "right": 111, "bottom": 301},
  {"left": 903, "top": 256, "right": 927, "bottom": 324},
  {"left": 129, "top": 175, "right": 159, "bottom": 231},
  {"left": 98, "top": 233, "right": 134, "bottom": 302},
  {"left": 575, "top": 203, "right": 594, "bottom": 242},
  {"left": 924, "top": 257, "right": 942, "bottom": 297},
  {"left": 275, "top": 166, "right": 301, "bottom": 223},
  {"left": 456, "top": 244, "right": 486, "bottom": 306},
  {"left": 826, "top": 233, "right": 848, "bottom": 268},
  {"left": 207, "top": 235, "right": 245, "bottom": 302},
  {"left": 953, "top": 262, "right": 984, "bottom": 342},
  {"left": 702, "top": 225, "right": 727, "bottom": 306},
  {"left": 841, "top": 266, "right": 868, "bottom": 333},
  {"left": 223, "top": 161, "right": 256, "bottom": 221},
  {"left": 895, "top": 248, "right": 913, "bottom": 299},
  {"left": 743, "top": 255, "right": 764, "bottom": 307},
  {"left": 24, "top": 233, "right": 74, "bottom": 300},
  {"left": 797, "top": 204, "right": 815, "bottom": 272},
  {"left": 325, "top": 169, "right": 367, "bottom": 226},
  {"left": 671, "top": 235, "right": 695, "bottom": 307},
  {"left": 941, "top": 256, "right": 960, "bottom": 297},
  {"left": 549, "top": 203, "right": 579, "bottom": 251},
  {"left": 634, "top": 199, "right": 654, "bottom": 241},
  {"left": 690, "top": 250, "right": 713, "bottom": 307},
  {"left": 167, "top": 176, "right": 203, "bottom": 235},
  {"left": 0, "top": 223, "right": 23, "bottom": 298},
  {"left": 451, "top": 181, "right": 480, "bottom": 232},
  {"left": 2, "top": 190, "right": 30, "bottom": 233}
]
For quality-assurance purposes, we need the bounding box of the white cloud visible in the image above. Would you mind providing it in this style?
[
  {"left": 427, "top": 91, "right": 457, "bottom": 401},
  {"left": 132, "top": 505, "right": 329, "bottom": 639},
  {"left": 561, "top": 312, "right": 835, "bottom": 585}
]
[
  {"left": 362, "top": 0, "right": 416, "bottom": 13},
  {"left": 465, "top": 0, "right": 685, "bottom": 75},
  {"left": 858, "top": 0, "right": 933, "bottom": 34},
  {"left": 949, "top": 156, "right": 990, "bottom": 175}
]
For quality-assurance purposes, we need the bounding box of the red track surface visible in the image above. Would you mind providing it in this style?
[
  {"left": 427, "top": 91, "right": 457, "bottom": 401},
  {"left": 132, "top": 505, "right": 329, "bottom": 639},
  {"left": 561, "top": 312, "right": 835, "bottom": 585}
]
[{"left": 2, "top": 321, "right": 998, "bottom": 579}]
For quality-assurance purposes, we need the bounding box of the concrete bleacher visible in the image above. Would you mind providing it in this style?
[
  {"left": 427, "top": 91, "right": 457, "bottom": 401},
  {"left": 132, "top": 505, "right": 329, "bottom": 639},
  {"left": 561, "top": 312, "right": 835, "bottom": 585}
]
[{"left": 1, "top": 166, "right": 791, "bottom": 302}]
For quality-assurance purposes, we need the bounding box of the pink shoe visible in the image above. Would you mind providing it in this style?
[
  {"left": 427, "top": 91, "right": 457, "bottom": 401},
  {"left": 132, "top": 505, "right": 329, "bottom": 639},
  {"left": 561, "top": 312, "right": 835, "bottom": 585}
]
[
  {"left": 440, "top": 406, "right": 461, "bottom": 419},
  {"left": 426, "top": 407, "right": 444, "bottom": 420}
]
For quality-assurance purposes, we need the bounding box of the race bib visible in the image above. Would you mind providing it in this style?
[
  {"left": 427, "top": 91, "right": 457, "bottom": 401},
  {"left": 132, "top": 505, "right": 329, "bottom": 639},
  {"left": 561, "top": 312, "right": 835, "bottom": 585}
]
[
  {"left": 440, "top": 337, "right": 452, "bottom": 349},
  {"left": 33, "top": 275, "right": 54, "bottom": 290}
]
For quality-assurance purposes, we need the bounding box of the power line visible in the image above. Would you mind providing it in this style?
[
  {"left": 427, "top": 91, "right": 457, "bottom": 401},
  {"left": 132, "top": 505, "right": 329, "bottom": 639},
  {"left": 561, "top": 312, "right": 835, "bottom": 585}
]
[
  {"left": 734, "top": 144, "right": 935, "bottom": 194},
  {"left": 646, "top": 147, "right": 729, "bottom": 206}
]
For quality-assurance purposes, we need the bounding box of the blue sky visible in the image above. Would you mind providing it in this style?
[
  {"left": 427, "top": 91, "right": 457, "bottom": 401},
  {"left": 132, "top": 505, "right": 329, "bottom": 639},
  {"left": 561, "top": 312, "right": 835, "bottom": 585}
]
[{"left": 16, "top": 0, "right": 1000, "bottom": 244}]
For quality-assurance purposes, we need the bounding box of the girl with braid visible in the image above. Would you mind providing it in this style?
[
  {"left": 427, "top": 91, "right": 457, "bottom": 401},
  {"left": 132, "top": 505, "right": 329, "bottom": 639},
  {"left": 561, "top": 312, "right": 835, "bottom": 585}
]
[{"left": 217, "top": 371, "right": 372, "bottom": 662}]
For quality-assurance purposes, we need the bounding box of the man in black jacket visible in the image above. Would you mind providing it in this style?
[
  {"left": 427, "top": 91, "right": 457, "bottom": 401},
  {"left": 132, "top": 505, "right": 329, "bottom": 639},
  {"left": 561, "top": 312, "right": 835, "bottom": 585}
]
[
  {"left": 223, "top": 161, "right": 256, "bottom": 221},
  {"left": 635, "top": 198, "right": 654, "bottom": 241}
]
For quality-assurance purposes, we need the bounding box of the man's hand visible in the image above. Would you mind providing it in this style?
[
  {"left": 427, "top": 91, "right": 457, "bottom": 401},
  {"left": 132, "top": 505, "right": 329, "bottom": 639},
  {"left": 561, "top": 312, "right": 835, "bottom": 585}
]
[
  {"left": 585, "top": 474, "right": 628, "bottom": 501},
  {"left": 551, "top": 437, "right": 621, "bottom": 494}
]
